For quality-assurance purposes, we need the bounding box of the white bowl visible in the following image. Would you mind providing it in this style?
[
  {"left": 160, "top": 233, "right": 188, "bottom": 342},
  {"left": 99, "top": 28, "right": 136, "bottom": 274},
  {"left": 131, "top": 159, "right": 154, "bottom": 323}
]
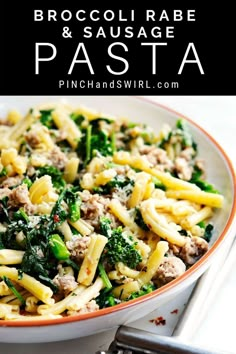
[{"left": 0, "top": 96, "right": 235, "bottom": 343}]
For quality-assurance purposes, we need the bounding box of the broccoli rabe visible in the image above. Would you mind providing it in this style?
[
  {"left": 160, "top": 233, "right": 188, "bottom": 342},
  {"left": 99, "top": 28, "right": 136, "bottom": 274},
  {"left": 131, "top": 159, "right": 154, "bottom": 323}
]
[
  {"left": 36, "top": 165, "right": 66, "bottom": 192},
  {"left": 0, "top": 167, "right": 7, "bottom": 177},
  {"left": 96, "top": 288, "right": 120, "bottom": 309},
  {"left": 197, "top": 222, "right": 214, "bottom": 242},
  {"left": 90, "top": 129, "right": 113, "bottom": 159},
  {"left": 70, "top": 113, "right": 85, "bottom": 126},
  {"left": 93, "top": 175, "right": 134, "bottom": 195},
  {"left": 2, "top": 276, "right": 26, "bottom": 305},
  {"left": 65, "top": 189, "right": 81, "bottom": 222},
  {"left": 128, "top": 283, "right": 156, "bottom": 300},
  {"left": 100, "top": 217, "right": 142, "bottom": 269},
  {"left": 77, "top": 120, "right": 114, "bottom": 166},
  {"left": 152, "top": 177, "right": 166, "bottom": 191},
  {"left": 134, "top": 208, "right": 149, "bottom": 231},
  {"left": 98, "top": 262, "right": 112, "bottom": 290},
  {"left": 159, "top": 118, "right": 197, "bottom": 152},
  {"left": 190, "top": 166, "right": 219, "bottom": 193},
  {"left": 176, "top": 118, "right": 196, "bottom": 148},
  {"left": 39, "top": 109, "right": 55, "bottom": 129}
]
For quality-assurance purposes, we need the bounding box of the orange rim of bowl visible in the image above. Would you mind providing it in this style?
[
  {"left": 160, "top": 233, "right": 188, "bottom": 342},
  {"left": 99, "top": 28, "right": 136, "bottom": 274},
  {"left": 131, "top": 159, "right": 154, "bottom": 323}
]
[{"left": 1, "top": 96, "right": 236, "bottom": 327}]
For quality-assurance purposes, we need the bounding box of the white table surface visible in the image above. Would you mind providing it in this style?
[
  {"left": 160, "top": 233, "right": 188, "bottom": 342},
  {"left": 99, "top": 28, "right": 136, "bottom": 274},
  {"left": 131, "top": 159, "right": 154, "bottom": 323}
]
[{"left": 1, "top": 96, "right": 236, "bottom": 354}]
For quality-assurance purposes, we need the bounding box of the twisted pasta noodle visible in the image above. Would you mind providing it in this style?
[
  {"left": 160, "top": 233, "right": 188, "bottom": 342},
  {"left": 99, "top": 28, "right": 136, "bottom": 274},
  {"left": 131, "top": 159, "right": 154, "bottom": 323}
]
[
  {"left": 181, "top": 206, "right": 213, "bottom": 229},
  {"left": 38, "top": 284, "right": 86, "bottom": 315},
  {"left": 52, "top": 109, "right": 82, "bottom": 148},
  {"left": 57, "top": 221, "right": 73, "bottom": 241},
  {"left": 140, "top": 199, "right": 186, "bottom": 247},
  {"left": 0, "top": 280, "right": 12, "bottom": 296},
  {"left": 78, "top": 234, "right": 108, "bottom": 286},
  {"left": 4, "top": 290, "right": 30, "bottom": 306},
  {"left": 0, "top": 249, "right": 25, "bottom": 265},
  {"left": 64, "top": 157, "right": 80, "bottom": 183},
  {"left": 67, "top": 277, "right": 104, "bottom": 311},
  {"left": 113, "top": 151, "right": 200, "bottom": 191},
  {"left": 95, "top": 169, "right": 117, "bottom": 186},
  {"left": 28, "top": 123, "right": 55, "bottom": 150},
  {"left": 128, "top": 172, "right": 151, "bottom": 208},
  {"left": 145, "top": 231, "right": 161, "bottom": 252},
  {"left": 109, "top": 198, "right": 144, "bottom": 237},
  {"left": 29, "top": 175, "right": 57, "bottom": 204},
  {"left": 143, "top": 180, "right": 155, "bottom": 200},
  {"left": 116, "top": 262, "right": 139, "bottom": 279},
  {"left": 68, "top": 219, "right": 94, "bottom": 236},
  {"left": 0, "top": 303, "right": 19, "bottom": 319},
  {"left": 1, "top": 148, "right": 27, "bottom": 175},
  {"left": 8, "top": 111, "right": 35, "bottom": 142},
  {"left": 87, "top": 156, "right": 109, "bottom": 174},
  {"left": 25, "top": 296, "right": 39, "bottom": 313},
  {"left": 170, "top": 200, "right": 198, "bottom": 216},
  {"left": 38, "top": 277, "right": 104, "bottom": 315},
  {"left": 112, "top": 281, "right": 140, "bottom": 300},
  {"left": 80, "top": 172, "right": 95, "bottom": 190},
  {"left": 166, "top": 189, "right": 224, "bottom": 208},
  {"left": 137, "top": 241, "right": 169, "bottom": 286},
  {"left": 36, "top": 202, "right": 54, "bottom": 215},
  {"left": 0, "top": 267, "right": 54, "bottom": 305},
  {"left": 0, "top": 294, "right": 19, "bottom": 304}
]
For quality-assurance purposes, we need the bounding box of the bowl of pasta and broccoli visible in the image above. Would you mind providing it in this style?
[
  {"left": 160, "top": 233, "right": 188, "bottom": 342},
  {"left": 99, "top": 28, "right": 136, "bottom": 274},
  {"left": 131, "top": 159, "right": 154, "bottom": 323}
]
[{"left": 0, "top": 96, "right": 235, "bottom": 342}]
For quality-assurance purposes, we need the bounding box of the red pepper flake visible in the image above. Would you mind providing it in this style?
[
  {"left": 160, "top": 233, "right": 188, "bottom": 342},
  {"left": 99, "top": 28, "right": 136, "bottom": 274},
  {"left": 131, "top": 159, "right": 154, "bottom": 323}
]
[
  {"left": 170, "top": 309, "right": 179, "bottom": 314},
  {"left": 86, "top": 268, "right": 91, "bottom": 275},
  {"left": 149, "top": 316, "right": 166, "bottom": 326},
  {"left": 53, "top": 214, "right": 60, "bottom": 223}
]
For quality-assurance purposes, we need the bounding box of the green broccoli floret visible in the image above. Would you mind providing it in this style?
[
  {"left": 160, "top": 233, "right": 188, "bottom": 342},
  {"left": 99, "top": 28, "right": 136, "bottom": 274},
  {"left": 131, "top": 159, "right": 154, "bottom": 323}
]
[
  {"left": 100, "top": 217, "right": 142, "bottom": 269},
  {"left": 128, "top": 283, "right": 156, "bottom": 300}
]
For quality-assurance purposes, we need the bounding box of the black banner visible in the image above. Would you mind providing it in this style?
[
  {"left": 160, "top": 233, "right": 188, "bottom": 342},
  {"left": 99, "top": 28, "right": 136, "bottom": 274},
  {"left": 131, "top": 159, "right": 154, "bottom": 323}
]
[{"left": 1, "top": 2, "right": 235, "bottom": 95}]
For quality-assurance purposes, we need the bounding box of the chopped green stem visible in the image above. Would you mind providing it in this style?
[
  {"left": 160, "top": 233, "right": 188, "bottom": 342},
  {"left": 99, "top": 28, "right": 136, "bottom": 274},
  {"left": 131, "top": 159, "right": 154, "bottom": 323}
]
[
  {"left": 49, "top": 234, "right": 70, "bottom": 260},
  {"left": 67, "top": 196, "right": 81, "bottom": 222},
  {"left": 3, "top": 276, "right": 26, "bottom": 305},
  {"left": 64, "top": 258, "right": 80, "bottom": 272},
  {"left": 0, "top": 167, "right": 7, "bottom": 177},
  {"left": 14, "top": 208, "right": 29, "bottom": 223},
  {"left": 111, "top": 131, "right": 116, "bottom": 154},
  {"left": 98, "top": 262, "right": 112, "bottom": 290},
  {"left": 85, "top": 124, "right": 92, "bottom": 165}
]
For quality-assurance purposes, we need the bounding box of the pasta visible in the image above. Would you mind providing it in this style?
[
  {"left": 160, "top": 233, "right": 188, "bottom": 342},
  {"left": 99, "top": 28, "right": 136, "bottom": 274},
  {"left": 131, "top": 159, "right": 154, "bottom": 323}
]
[
  {"left": 0, "top": 249, "right": 25, "bottom": 265},
  {"left": 0, "top": 267, "right": 54, "bottom": 305},
  {"left": 77, "top": 234, "right": 107, "bottom": 286},
  {"left": 0, "top": 103, "right": 224, "bottom": 320}
]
